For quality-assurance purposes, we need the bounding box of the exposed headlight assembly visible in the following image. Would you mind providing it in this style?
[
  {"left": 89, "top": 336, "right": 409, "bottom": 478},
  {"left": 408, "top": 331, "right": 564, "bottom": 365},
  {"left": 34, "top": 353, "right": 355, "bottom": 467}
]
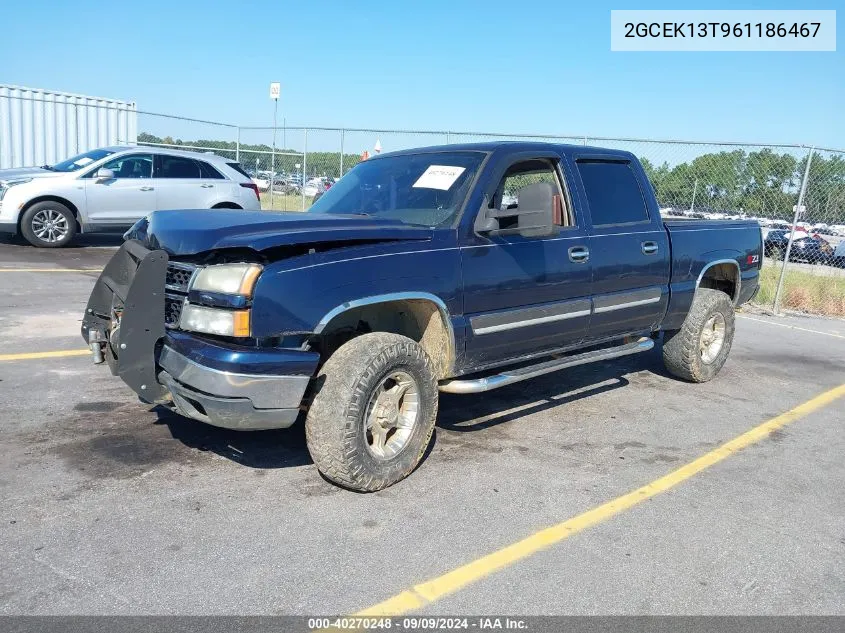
[
  {"left": 178, "top": 263, "right": 263, "bottom": 337},
  {"left": 180, "top": 304, "right": 251, "bottom": 337},
  {"left": 191, "top": 263, "right": 263, "bottom": 296}
]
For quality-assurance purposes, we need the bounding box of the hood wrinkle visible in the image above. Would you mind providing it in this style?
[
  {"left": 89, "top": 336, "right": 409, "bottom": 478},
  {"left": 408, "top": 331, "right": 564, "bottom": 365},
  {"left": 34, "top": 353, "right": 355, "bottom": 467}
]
[{"left": 128, "top": 209, "right": 434, "bottom": 256}]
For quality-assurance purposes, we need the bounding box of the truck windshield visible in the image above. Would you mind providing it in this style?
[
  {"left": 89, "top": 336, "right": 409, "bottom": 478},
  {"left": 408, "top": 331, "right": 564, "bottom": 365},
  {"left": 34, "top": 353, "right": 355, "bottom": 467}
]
[{"left": 308, "top": 151, "right": 485, "bottom": 226}]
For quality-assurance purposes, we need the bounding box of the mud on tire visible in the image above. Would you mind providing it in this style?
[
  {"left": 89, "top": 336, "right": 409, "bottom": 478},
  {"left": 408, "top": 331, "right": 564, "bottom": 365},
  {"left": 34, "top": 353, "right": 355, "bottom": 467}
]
[
  {"left": 305, "top": 332, "right": 438, "bottom": 492},
  {"left": 662, "top": 288, "right": 735, "bottom": 383}
]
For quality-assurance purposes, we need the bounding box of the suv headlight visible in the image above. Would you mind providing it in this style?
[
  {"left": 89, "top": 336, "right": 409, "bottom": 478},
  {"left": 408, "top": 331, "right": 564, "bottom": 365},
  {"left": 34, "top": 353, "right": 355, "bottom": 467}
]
[
  {"left": 191, "top": 263, "right": 262, "bottom": 296},
  {"left": 0, "top": 178, "right": 33, "bottom": 201},
  {"left": 178, "top": 263, "right": 262, "bottom": 337}
]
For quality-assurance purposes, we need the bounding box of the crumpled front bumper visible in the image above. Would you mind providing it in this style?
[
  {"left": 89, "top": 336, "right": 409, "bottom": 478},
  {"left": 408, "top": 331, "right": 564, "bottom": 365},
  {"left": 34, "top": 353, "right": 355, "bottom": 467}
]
[
  {"left": 82, "top": 240, "right": 318, "bottom": 431},
  {"left": 157, "top": 345, "right": 310, "bottom": 430}
]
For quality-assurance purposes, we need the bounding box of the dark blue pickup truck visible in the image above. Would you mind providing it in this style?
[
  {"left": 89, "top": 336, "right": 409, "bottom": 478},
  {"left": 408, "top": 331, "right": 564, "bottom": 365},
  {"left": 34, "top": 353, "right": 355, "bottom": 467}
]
[{"left": 82, "top": 142, "right": 762, "bottom": 491}]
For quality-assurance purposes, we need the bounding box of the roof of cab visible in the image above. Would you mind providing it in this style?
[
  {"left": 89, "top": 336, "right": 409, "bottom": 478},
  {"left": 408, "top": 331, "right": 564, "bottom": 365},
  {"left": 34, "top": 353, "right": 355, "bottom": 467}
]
[{"left": 372, "top": 141, "right": 637, "bottom": 161}]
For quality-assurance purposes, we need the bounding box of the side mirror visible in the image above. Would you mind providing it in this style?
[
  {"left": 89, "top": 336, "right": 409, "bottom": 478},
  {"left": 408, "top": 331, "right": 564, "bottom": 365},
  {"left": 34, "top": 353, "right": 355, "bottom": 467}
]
[
  {"left": 95, "top": 168, "right": 114, "bottom": 181},
  {"left": 475, "top": 183, "right": 559, "bottom": 239}
]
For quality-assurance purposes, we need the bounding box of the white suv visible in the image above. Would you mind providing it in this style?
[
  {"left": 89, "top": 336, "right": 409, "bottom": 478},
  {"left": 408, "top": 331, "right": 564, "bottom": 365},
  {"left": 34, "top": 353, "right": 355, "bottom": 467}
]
[{"left": 0, "top": 146, "right": 261, "bottom": 247}]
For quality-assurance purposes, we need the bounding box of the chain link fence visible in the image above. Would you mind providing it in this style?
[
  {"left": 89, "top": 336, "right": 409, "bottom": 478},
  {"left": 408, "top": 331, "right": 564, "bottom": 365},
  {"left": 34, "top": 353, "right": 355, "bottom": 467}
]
[{"left": 128, "top": 110, "right": 845, "bottom": 318}]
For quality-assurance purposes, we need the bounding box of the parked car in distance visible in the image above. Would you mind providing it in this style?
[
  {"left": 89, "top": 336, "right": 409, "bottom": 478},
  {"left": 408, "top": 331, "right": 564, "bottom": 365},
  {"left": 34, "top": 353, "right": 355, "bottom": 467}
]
[
  {"left": 0, "top": 146, "right": 261, "bottom": 247},
  {"left": 303, "top": 177, "right": 329, "bottom": 197},
  {"left": 833, "top": 240, "right": 845, "bottom": 268},
  {"left": 251, "top": 172, "right": 271, "bottom": 192},
  {"left": 764, "top": 230, "right": 833, "bottom": 264},
  {"left": 310, "top": 179, "right": 333, "bottom": 203},
  {"left": 83, "top": 141, "right": 762, "bottom": 491},
  {"left": 271, "top": 177, "right": 301, "bottom": 195}
]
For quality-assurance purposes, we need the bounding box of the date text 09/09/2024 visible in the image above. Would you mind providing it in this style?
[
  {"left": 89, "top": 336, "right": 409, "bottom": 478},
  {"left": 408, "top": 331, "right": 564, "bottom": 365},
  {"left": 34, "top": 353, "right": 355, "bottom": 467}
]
[{"left": 307, "top": 617, "right": 527, "bottom": 630}]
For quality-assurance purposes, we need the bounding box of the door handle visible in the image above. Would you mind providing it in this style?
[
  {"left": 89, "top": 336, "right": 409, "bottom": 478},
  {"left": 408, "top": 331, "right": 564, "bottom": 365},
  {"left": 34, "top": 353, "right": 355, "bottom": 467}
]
[
  {"left": 641, "top": 241, "right": 658, "bottom": 255},
  {"left": 200, "top": 184, "right": 214, "bottom": 188},
  {"left": 139, "top": 186, "right": 154, "bottom": 192},
  {"left": 568, "top": 246, "right": 590, "bottom": 263}
]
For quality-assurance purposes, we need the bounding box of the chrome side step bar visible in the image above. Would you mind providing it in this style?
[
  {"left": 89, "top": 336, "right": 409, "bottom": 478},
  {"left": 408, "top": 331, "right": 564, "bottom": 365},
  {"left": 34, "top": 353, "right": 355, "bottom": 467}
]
[{"left": 439, "top": 337, "right": 654, "bottom": 394}]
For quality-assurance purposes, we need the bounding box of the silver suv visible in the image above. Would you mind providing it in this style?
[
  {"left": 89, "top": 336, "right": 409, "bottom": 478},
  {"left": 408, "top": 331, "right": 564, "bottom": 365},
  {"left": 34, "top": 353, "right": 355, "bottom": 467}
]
[{"left": 0, "top": 146, "right": 261, "bottom": 247}]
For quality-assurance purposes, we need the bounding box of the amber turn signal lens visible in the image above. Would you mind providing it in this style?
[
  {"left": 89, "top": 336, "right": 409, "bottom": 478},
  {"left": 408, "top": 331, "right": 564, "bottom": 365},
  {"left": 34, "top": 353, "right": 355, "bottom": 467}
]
[{"left": 232, "top": 310, "right": 251, "bottom": 337}]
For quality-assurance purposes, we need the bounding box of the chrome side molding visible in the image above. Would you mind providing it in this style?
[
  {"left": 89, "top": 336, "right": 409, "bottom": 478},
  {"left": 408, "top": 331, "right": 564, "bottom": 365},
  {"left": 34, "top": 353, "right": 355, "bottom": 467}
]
[{"left": 438, "top": 337, "right": 654, "bottom": 394}]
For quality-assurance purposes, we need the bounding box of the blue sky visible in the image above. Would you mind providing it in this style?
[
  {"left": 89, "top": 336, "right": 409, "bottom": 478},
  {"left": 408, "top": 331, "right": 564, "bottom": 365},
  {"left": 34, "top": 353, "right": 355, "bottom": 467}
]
[{"left": 2, "top": 0, "right": 842, "bottom": 148}]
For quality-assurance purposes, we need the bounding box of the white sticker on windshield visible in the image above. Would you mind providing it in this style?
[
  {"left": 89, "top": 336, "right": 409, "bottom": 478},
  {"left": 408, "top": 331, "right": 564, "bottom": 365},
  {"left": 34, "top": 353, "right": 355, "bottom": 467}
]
[
  {"left": 413, "top": 165, "right": 466, "bottom": 191},
  {"left": 74, "top": 157, "right": 94, "bottom": 166}
]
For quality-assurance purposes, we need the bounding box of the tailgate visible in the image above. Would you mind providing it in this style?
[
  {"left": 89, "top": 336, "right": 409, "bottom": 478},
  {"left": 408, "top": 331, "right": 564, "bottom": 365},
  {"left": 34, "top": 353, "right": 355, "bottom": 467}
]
[{"left": 81, "top": 239, "right": 169, "bottom": 403}]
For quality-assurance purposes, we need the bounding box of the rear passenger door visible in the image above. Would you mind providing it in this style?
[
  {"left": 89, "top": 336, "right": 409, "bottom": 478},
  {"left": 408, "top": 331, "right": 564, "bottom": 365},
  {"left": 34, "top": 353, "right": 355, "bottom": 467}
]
[
  {"left": 573, "top": 157, "right": 670, "bottom": 341},
  {"left": 154, "top": 154, "right": 212, "bottom": 210}
]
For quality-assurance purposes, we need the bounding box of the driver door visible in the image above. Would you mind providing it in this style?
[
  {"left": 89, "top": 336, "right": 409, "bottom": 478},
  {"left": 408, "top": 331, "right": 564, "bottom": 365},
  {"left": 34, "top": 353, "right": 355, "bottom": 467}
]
[
  {"left": 83, "top": 153, "right": 156, "bottom": 226},
  {"left": 460, "top": 156, "right": 592, "bottom": 369}
]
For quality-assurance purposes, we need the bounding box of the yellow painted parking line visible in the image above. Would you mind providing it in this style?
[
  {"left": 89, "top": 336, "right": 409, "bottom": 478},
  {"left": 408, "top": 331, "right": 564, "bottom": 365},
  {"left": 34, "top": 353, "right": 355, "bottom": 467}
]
[
  {"left": 0, "top": 268, "right": 103, "bottom": 273},
  {"left": 356, "top": 383, "right": 845, "bottom": 616},
  {"left": 737, "top": 314, "right": 845, "bottom": 340},
  {"left": 0, "top": 349, "right": 89, "bottom": 362}
]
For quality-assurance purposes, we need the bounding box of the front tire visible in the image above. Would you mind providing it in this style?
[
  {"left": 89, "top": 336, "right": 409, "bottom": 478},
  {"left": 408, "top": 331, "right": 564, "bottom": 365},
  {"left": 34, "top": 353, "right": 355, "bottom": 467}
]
[
  {"left": 20, "top": 202, "right": 76, "bottom": 248},
  {"left": 305, "top": 332, "right": 438, "bottom": 491},
  {"left": 662, "top": 288, "right": 735, "bottom": 383}
]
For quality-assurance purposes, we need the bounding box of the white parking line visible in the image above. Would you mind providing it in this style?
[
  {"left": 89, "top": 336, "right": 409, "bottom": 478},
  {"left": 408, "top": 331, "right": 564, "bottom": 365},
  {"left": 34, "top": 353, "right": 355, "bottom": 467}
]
[{"left": 738, "top": 314, "right": 845, "bottom": 340}]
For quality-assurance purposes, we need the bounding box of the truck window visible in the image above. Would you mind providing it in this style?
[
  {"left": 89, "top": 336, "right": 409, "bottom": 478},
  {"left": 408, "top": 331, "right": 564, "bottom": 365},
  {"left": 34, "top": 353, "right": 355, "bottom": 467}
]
[
  {"left": 576, "top": 160, "right": 649, "bottom": 226},
  {"left": 492, "top": 159, "right": 570, "bottom": 228}
]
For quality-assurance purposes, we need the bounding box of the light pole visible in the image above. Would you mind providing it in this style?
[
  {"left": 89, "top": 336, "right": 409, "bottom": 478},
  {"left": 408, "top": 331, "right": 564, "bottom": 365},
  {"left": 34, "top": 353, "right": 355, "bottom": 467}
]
[{"left": 269, "top": 82, "right": 281, "bottom": 210}]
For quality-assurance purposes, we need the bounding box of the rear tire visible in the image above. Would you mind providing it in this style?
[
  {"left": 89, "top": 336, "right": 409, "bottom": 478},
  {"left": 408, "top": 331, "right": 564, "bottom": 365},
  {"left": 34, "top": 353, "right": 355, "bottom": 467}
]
[
  {"left": 663, "top": 288, "right": 735, "bottom": 383},
  {"left": 305, "top": 332, "right": 438, "bottom": 491},
  {"left": 20, "top": 201, "right": 76, "bottom": 248}
]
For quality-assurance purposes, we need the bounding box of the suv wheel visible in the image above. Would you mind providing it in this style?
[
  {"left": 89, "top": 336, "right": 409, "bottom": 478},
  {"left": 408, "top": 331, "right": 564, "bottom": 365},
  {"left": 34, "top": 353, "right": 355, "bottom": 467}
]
[
  {"left": 20, "top": 202, "right": 77, "bottom": 248},
  {"left": 305, "top": 332, "right": 438, "bottom": 491}
]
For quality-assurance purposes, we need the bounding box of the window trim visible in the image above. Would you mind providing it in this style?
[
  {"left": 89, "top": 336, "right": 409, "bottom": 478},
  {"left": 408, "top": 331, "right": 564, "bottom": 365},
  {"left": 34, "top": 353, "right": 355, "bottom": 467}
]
[{"left": 575, "top": 157, "right": 652, "bottom": 228}]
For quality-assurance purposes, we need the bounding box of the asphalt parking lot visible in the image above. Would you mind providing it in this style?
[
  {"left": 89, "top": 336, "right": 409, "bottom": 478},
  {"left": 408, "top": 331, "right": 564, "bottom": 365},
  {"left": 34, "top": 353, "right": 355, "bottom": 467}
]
[{"left": 1, "top": 238, "right": 844, "bottom": 616}]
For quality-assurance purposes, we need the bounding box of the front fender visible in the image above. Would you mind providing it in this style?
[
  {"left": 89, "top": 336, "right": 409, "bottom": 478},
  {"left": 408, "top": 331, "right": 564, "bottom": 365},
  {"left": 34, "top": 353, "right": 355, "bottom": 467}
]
[{"left": 250, "top": 246, "right": 463, "bottom": 338}]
